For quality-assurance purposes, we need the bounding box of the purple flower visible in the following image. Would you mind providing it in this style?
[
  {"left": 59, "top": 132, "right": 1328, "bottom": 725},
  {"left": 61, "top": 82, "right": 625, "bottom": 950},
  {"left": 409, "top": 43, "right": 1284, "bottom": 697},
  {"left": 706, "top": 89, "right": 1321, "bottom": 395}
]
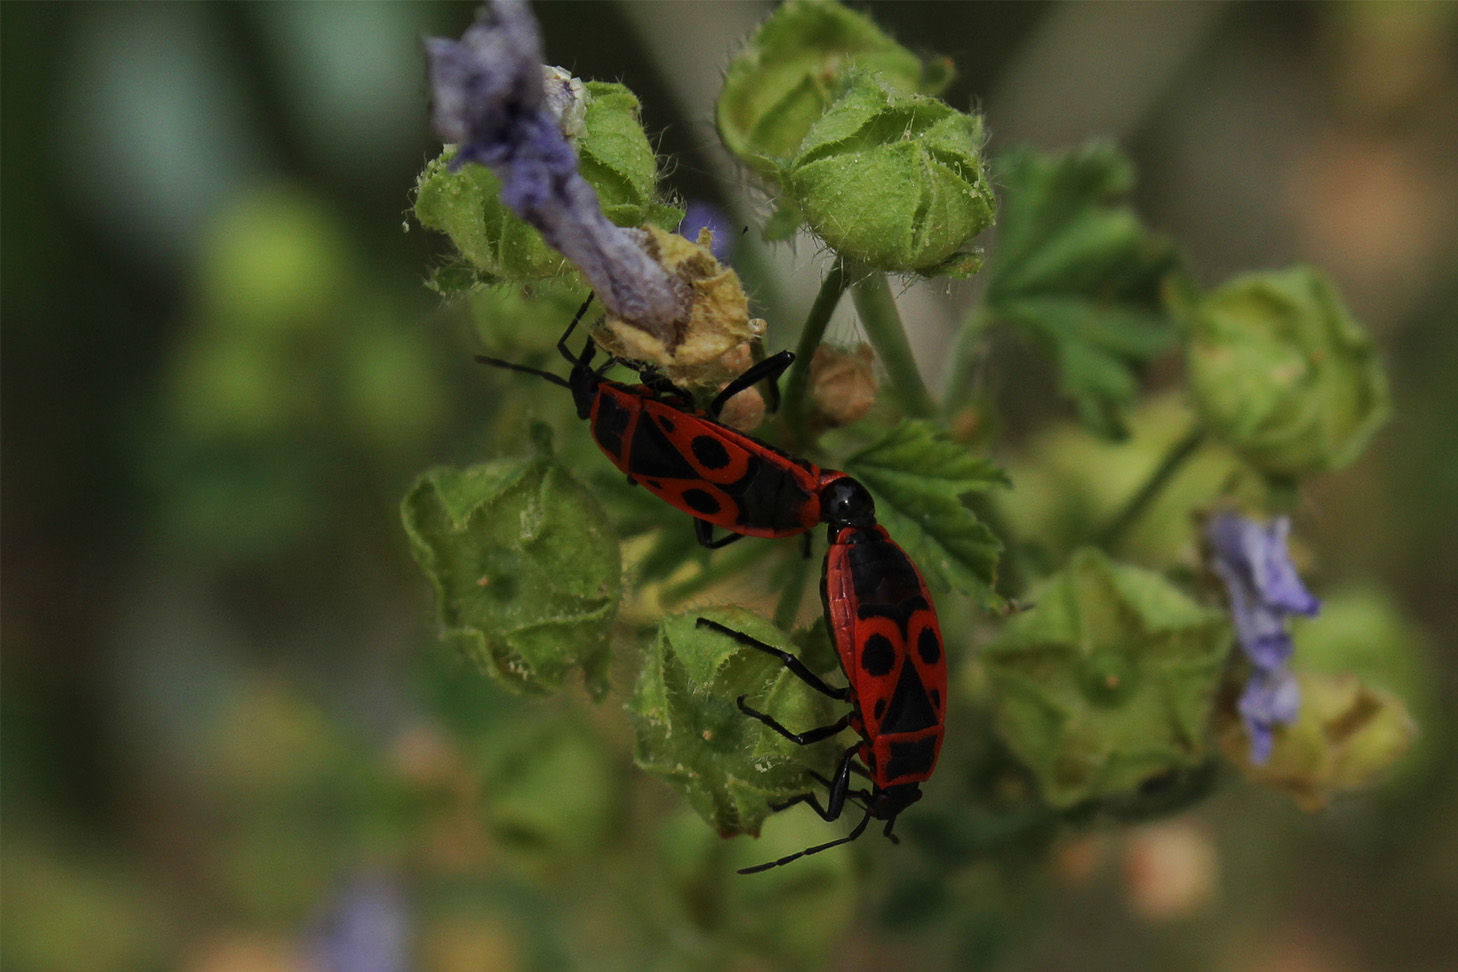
[
  {"left": 307, "top": 873, "right": 409, "bottom": 972},
  {"left": 1238, "top": 667, "right": 1302, "bottom": 765},
  {"left": 1206, "top": 512, "right": 1321, "bottom": 764},
  {"left": 425, "top": 0, "right": 687, "bottom": 341}
]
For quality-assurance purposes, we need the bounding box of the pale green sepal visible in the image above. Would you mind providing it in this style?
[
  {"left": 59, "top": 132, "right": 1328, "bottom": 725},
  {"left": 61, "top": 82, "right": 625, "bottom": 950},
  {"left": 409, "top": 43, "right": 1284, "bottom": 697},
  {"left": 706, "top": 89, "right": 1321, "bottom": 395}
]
[{"left": 983, "top": 548, "right": 1230, "bottom": 808}]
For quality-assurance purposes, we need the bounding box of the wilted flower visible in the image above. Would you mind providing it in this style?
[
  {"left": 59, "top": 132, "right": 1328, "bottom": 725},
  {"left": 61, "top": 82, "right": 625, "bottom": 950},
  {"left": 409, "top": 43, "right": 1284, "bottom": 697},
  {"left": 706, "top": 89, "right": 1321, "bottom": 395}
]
[
  {"left": 1206, "top": 511, "right": 1321, "bottom": 764},
  {"left": 425, "top": 0, "right": 687, "bottom": 342}
]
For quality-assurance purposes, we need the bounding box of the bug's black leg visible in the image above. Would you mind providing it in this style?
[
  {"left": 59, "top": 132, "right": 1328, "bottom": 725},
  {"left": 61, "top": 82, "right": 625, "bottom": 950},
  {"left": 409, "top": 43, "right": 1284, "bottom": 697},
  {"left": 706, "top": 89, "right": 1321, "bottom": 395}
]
[
  {"left": 556, "top": 294, "right": 596, "bottom": 366},
  {"left": 799, "top": 532, "right": 812, "bottom": 560},
  {"left": 806, "top": 770, "right": 872, "bottom": 807},
  {"left": 882, "top": 816, "right": 901, "bottom": 845},
  {"left": 695, "top": 519, "right": 745, "bottom": 549},
  {"left": 707, "top": 351, "right": 795, "bottom": 418},
  {"left": 764, "top": 745, "right": 858, "bottom": 819},
  {"left": 736, "top": 698, "right": 850, "bottom": 746},
  {"left": 696, "top": 618, "right": 850, "bottom": 700}
]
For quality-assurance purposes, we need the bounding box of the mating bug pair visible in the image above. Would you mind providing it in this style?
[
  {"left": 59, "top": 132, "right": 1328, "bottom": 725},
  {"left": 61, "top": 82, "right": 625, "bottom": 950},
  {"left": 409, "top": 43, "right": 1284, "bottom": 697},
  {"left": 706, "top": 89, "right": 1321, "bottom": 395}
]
[{"left": 479, "top": 296, "right": 944, "bottom": 873}]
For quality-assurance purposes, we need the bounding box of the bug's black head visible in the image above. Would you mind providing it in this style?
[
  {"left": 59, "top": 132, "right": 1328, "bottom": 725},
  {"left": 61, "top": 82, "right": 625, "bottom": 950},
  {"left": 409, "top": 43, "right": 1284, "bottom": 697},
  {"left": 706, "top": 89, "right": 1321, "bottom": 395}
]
[
  {"left": 869, "top": 783, "right": 922, "bottom": 821},
  {"left": 820, "top": 476, "right": 876, "bottom": 530}
]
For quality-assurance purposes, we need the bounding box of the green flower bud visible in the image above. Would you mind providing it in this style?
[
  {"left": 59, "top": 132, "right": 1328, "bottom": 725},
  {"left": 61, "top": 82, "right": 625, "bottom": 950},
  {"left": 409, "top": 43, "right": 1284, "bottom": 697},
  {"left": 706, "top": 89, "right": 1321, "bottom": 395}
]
[
  {"left": 400, "top": 426, "right": 622, "bottom": 698},
  {"left": 716, "top": 0, "right": 948, "bottom": 178},
  {"left": 1178, "top": 266, "right": 1392, "bottom": 478},
  {"left": 628, "top": 610, "right": 841, "bottom": 836},
  {"left": 1219, "top": 671, "right": 1417, "bottom": 810},
  {"left": 982, "top": 548, "right": 1230, "bottom": 808},
  {"left": 784, "top": 74, "right": 995, "bottom": 277},
  {"left": 414, "top": 79, "right": 682, "bottom": 283}
]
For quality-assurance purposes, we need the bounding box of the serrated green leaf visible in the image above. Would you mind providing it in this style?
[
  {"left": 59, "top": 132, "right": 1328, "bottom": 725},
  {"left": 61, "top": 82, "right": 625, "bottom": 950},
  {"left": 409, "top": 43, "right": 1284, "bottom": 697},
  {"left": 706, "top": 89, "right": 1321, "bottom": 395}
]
[
  {"left": 400, "top": 432, "right": 622, "bottom": 698},
  {"left": 628, "top": 608, "right": 843, "bottom": 836},
  {"left": 981, "top": 144, "right": 1181, "bottom": 438},
  {"left": 843, "top": 420, "right": 1007, "bottom": 611}
]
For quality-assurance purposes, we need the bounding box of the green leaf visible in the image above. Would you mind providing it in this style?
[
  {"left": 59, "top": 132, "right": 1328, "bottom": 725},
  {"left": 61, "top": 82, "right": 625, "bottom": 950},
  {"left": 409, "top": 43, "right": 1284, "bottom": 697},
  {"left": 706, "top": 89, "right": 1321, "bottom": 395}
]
[
  {"left": 981, "top": 144, "right": 1181, "bottom": 438},
  {"left": 843, "top": 420, "right": 1008, "bottom": 611},
  {"left": 400, "top": 427, "right": 622, "bottom": 698},
  {"left": 628, "top": 609, "right": 843, "bottom": 836}
]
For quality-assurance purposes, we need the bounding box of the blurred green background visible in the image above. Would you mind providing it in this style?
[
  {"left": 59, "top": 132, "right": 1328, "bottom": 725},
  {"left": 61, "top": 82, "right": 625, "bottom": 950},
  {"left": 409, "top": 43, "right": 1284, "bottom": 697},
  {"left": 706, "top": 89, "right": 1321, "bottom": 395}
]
[{"left": 3, "top": 3, "right": 1456, "bottom": 971}]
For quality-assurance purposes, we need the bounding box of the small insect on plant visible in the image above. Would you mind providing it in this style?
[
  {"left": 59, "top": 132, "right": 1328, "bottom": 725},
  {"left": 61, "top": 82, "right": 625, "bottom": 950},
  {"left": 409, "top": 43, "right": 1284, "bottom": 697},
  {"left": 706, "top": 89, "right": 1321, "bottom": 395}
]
[
  {"left": 699, "top": 477, "right": 946, "bottom": 873},
  {"left": 477, "top": 294, "right": 847, "bottom": 549}
]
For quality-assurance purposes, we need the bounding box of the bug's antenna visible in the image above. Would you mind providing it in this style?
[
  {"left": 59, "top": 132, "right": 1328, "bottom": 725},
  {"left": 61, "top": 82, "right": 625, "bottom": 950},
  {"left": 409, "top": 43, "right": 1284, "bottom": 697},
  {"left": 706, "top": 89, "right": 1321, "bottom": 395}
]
[
  {"left": 473, "top": 355, "right": 571, "bottom": 388},
  {"left": 737, "top": 802, "right": 875, "bottom": 875}
]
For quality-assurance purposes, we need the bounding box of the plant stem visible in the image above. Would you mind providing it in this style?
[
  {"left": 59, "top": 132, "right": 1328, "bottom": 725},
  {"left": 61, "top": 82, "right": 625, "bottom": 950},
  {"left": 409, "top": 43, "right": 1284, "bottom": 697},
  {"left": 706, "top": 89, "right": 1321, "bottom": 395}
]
[
  {"left": 850, "top": 270, "right": 936, "bottom": 418},
  {"left": 772, "top": 551, "right": 813, "bottom": 631},
  {"left": 783, "top": 258, "right": 850, "bottom": 440},
  {"left": 941, "top": 303, "right": 994, "bottom": 414},
  {"left": 1095, "top": 425, "right": 1207, "bottom": 551}
]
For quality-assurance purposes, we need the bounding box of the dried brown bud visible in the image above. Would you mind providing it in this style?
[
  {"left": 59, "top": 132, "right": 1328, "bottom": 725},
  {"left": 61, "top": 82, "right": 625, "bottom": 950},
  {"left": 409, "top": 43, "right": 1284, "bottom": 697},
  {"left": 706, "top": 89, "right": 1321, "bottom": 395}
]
[
  {"left": 809, "top": 344, "right": 877, "bottom": 431},
  {"left": 715, "top": 384, "right": 767, "bottom": 433}
]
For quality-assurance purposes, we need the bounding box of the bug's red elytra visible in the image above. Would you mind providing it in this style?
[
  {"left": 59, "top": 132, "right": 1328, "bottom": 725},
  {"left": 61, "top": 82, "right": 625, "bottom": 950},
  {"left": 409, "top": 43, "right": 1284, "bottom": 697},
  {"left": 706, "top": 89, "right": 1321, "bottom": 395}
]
[
  {"left": 476, "top": 295, "right": 845, "bottom": 549},
  {"left": 697, "top": 478, "right": 946, "bottom": 874}
]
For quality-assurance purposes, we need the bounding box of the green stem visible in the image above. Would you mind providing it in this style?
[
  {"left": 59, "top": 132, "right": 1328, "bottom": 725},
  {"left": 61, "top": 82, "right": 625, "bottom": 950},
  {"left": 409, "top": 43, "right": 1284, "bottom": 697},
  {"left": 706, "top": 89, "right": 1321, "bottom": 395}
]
[
  {"left": 850, "top": 270, "right": 936, "bottom": 418},
  {"left": 783, "top": 258, "right": 850, "bottom": 441},
  {"left": 660, "top": 540, "right": 771, "bottom": 605},
  {"left": 771, "top": 550, "right": 813, "bottom": 631},
  {"left": 1095, "top": 425, "right": 1207, "bottom": 551},
  {"left": 941, "top": 303, "right": 995, "bottom": 414}
]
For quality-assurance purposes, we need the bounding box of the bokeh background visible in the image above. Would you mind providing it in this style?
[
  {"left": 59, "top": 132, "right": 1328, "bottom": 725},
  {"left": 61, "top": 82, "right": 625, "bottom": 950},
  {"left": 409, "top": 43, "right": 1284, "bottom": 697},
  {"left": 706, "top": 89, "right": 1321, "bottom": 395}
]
[{"left": 4, "top": 3, "right": 1456, "bottom": 971}]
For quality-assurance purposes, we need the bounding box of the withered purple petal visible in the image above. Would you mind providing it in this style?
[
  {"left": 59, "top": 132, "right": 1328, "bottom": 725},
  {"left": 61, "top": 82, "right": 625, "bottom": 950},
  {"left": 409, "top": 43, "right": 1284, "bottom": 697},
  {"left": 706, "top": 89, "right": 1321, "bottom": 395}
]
[
  {"left": 1248, "top": 516, "right": 1321, "bottom": 616},
  {"left": 424, "top": 0, "right": 686, "bottom": 338},
  {"left": 1207, "top": 511, "right": 1321, "bottom": 763},
  {"left": 1238, "top": 667, "right": 1301, "bottom": 766}
]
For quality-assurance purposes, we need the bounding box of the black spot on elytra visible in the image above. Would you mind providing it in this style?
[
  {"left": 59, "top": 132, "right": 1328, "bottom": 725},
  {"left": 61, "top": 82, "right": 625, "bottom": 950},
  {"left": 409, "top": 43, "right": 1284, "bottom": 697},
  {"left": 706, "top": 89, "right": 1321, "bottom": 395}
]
[
  {"left": 918, "top": 627, "right": 941, "bottom": 665},
  {"left": 860, "top": 634, "right": 895, "bottom": 676},
  {"left": 660, "top": 415, "right": 675, "bottom": 433},
  {"left": 681, "top": 488, "right": 721, "bottom": 515},
  {"left": 878, "top": 661, "right": 938, "bottom": 734},
  {"left": 885, "top": 735, "right": 937, "bottom": 781},
  {"left": 691, "top": 435, "right": 731, "bottom": 470},
  {"left": 874, "top": 699, "right": 887, "bottom": 719}
]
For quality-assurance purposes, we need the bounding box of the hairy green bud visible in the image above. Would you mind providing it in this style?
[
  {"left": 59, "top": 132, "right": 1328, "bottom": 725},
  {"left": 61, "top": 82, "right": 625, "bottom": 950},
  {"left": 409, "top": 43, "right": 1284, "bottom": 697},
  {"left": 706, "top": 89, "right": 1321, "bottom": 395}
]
[
  {"left": 414, "top": 80, "right": 681, "bottom": 283},
  {"left": 628, "top": 610, "right": 840, "bottom": 836},
  {"left": 982, "top": 548, "right": 1229, "bottom": 808},
  {"left": 716, "top": 0, "right": 947, "bottom": 178},
  {"left": 784, "top": 74, "right": 994, "bottom": 277},
  {"left": 400, "top": 427, "right": 622, "bottom": 698},
  {"left": 1178, "top": 266, "right": 1392, "bottom": 478}
]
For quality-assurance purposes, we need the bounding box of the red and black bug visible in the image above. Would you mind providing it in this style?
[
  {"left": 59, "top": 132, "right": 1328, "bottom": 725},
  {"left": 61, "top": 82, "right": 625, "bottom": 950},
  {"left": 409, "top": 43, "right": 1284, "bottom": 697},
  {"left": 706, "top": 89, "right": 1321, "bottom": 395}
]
[
  {"left": 698, "top": 478, "right": 946, "bottom": 873},
  {"left": 476, "top": 296, "right": 841, "bottom": 548}
]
